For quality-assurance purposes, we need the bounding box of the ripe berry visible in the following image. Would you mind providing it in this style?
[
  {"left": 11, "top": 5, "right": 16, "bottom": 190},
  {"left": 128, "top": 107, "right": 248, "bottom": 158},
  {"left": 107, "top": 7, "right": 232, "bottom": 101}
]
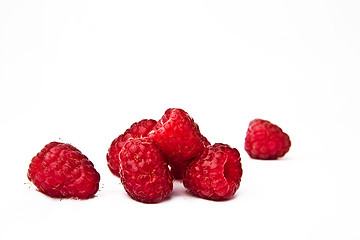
[
  {"left": 27, "top": 142, "right": 100, "bottom": 199},
  {"left": 149, "top": 108, "right": 208, "bottom": 163},
  {"left": 168, "top": 136, "right": 211, "bottom": 180},
  {"left": 183, "top": 143, "right": 243, "bottom": 201},
  {"left": 245, "top": 119, "right": 291, "bottom": 160},
  {"left": 119, "top": 137, "right": 173, "bottom": 203},
  {"left": 107, "top": 119, "right": 157, "bottom": 177}
]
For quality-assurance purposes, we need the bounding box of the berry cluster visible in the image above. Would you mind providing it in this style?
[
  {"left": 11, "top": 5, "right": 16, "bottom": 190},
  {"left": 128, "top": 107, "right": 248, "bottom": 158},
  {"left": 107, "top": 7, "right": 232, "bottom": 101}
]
[
  {"left": 27, "top": 108, "right": 291, "bottom": 202},
  {"left": 107, "top": 108, "right": 243, "bottom": 202}
]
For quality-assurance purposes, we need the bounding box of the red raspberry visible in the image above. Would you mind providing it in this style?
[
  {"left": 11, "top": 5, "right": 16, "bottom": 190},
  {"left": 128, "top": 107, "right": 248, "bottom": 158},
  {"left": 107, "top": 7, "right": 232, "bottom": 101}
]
[
  {"left": 245, "top": 119, "right": 291, "bottom": 160},
  {"left": 107, "top": 119, "right": 157, "bottom": 177},
  {"left": 119, "top": 137, "right": 173, "bottom": 203},
  {"left": 27, "top": 142, "right": 100, "bottom": 199},
  {"left": 149, "top": 108, "right": 208, "bottom": 163},
  {"left": 169, "top": 137, "right": 211, "bottom": 180},
  {"left": 183, "top": 143, "right": 243, "bottom": 201}
]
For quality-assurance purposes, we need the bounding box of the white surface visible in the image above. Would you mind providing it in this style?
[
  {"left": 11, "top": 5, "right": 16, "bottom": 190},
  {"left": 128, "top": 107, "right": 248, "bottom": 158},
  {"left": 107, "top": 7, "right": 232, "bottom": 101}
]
[{"left": 1, "top": 0, "right": 359, "bottom": 239}]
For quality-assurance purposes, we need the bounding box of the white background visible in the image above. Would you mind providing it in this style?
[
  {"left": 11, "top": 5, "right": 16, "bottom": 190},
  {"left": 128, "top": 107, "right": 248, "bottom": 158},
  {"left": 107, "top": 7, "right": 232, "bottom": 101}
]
[{"left": 1, "top": 0, "right": 359, "bottom": 239}]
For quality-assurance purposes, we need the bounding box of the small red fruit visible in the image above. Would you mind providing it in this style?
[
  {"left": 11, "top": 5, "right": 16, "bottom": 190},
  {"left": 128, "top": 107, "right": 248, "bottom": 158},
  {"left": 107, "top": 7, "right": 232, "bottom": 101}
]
[
  {"left": 245, "top": 119, "right": 291, "bottom": 160},
  {"left": 119, "top": 137, "right": 173, "bottom": 203},
  {"left": 27, "top": 142, "right": 100, "bottom": 199},
  {"left": 149, "top": 108, "right": 208, "bottom": 163},
  {"left": 183, "top": 143, "right": 243, "bottom": 201},
  {"left": 107, "top": 119, "right": 157, "bottom": 177},
  {"left": 168, "top": 133, "right": 211, "bottom": 180}
]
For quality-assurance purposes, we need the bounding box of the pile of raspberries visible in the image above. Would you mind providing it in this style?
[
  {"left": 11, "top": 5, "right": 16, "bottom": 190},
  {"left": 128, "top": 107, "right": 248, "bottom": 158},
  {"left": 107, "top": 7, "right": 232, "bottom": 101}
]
[{"left": 27, "top": 108, "right": 291, "bottom": 203}]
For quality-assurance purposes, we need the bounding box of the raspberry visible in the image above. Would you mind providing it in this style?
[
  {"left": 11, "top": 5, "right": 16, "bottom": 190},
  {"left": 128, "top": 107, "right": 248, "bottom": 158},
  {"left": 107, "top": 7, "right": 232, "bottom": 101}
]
[
  {"left": 107, "top": 119, "right": 157, "bottom": 177},
  {"left": 27, "top": 142, "right": 100, "bottom": 199},
  {"left": 119, "top": 137, "right": 173, "bottom": 203},
  {"left": 149, "top": 108, "right": 208, "bottom": 163},
  {"left": 183, "top": 143, "right": 243, "bottom": 201},
  {"left": 168, "top": 137, "right": 211, "bottom": 180},
  {"left": 244, "top": 119, "right": 291, "bottom": 160}
]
